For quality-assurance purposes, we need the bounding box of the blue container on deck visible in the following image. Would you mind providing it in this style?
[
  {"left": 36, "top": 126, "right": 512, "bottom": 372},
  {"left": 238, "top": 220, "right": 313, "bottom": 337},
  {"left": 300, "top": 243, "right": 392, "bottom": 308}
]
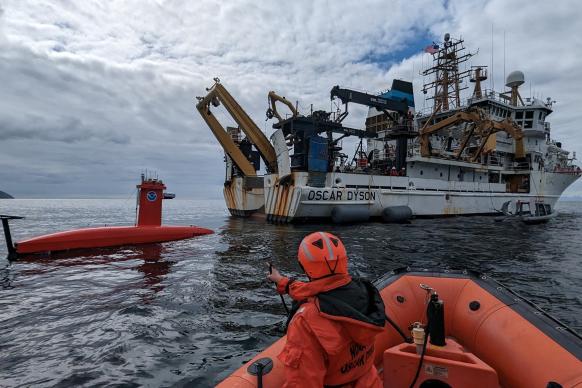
[{"left": 308, "top": 136, "right": 328, "bottom": 172}]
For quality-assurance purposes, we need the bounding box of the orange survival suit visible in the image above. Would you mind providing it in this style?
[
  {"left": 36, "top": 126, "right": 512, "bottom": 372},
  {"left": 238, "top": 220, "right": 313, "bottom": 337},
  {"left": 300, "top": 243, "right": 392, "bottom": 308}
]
[{"left": 275, "top": 273, "right": 387, "bottom": 387}]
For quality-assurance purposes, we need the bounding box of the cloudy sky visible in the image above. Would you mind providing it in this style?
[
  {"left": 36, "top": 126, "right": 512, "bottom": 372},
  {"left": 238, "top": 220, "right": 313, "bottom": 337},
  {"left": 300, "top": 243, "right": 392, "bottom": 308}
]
[{"left": 0, "top": 0, "right": 581, "bottom": 199}]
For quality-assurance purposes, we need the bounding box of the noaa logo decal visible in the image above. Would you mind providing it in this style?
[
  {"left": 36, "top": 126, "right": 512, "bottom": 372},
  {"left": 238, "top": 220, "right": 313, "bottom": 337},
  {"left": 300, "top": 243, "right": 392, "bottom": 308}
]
[{"left": 146, "top": 191, "right": 158, "bottom": 202}]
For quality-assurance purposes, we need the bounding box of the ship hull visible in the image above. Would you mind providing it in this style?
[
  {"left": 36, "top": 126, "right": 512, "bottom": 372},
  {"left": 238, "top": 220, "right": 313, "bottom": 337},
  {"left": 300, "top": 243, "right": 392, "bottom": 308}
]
[
  {"left": 223, "top": 177, "right": 265, "bottom": 217},
  {"left": 259, "top": 171, "right": 579, "bottom": 222}
]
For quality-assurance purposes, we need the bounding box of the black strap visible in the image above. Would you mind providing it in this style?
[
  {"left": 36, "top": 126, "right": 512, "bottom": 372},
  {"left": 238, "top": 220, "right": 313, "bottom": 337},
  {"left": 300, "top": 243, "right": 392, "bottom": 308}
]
[
  {"left": 386, "top": 315, "right": 413, "bottom": 343},
  {"left": 285, "top": 278, "right": 296, "bottom": 294}
]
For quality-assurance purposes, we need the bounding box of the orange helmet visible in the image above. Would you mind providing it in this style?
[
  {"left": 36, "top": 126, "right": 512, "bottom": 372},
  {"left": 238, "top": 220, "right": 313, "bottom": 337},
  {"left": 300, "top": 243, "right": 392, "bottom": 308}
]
[{"left": 297, "top": 232, "right": 348, "bottom": 279}]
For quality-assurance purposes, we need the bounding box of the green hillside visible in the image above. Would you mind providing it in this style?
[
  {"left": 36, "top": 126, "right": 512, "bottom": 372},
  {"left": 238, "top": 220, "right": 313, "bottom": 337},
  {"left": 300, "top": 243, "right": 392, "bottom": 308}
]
[{"left": 0, "top": 191, "right": 14, "bottom": 199}]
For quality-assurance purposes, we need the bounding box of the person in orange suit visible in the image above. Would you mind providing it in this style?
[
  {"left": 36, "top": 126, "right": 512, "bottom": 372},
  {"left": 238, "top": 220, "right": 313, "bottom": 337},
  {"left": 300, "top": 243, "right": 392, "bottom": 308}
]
[{"left": 267, "top": 232, "right": 386, "bottom": 387}]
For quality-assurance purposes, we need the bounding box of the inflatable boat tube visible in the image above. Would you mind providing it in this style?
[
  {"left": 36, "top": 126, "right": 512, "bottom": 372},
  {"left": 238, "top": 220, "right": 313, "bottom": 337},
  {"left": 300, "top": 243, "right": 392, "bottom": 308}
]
[
  {"left": 217, "top": 268, "right": 582, "bottom": 388},
  {"left": 331, "top": 206, "right": 370, "bottom": 224},
  {"left": 382, "top": 206, "right": 413, "bottom": 223}
]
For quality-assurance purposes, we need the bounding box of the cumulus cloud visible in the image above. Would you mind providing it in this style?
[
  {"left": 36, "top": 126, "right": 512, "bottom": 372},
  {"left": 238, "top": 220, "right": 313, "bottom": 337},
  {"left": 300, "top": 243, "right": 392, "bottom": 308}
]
[{"left": 0, "top": 0, "right": 580, "bottom": 198}]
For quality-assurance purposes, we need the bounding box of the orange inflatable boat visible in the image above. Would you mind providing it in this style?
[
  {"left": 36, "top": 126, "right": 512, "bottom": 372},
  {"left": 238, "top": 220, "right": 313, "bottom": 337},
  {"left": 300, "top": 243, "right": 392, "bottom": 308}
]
[{"left": 218, "top": 269, "right": 582, "bottom": 387}]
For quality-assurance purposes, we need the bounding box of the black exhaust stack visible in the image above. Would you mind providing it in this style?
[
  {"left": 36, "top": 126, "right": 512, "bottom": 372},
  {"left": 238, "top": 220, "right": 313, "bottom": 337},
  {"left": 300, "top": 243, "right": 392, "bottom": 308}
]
[{"left": 1, "top": 215, "right": 24, "bottom": 261}]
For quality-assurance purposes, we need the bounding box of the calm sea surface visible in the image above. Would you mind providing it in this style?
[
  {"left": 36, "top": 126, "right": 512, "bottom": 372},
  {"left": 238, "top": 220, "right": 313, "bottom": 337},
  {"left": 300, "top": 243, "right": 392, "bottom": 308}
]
[{"left": 0, "top": 199, "right": 581, "bottom": 387}]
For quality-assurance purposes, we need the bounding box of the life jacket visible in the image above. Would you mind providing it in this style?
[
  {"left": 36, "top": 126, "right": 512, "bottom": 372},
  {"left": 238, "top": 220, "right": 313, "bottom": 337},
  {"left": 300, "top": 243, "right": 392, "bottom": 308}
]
[{"left": 278, "top": 275, "right": 387, "bottom": 387}]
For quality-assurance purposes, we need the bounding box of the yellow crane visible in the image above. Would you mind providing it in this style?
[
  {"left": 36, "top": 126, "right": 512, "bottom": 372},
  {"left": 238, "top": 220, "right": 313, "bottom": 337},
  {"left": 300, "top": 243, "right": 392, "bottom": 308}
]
[
  {"left": 266, "top": 91, "right": 298, "bottom": 122},
  {"left": 196, "top": 78, "right": 278, "bottom": 176},
  {"left": 419, "top": 108, "right": 525, "bottom": 161}
]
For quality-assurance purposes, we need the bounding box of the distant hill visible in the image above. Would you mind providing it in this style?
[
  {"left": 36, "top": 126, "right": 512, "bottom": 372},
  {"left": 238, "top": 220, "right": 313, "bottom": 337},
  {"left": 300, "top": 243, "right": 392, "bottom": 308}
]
[{"left": 0, "top": 190, "right": 14, "bottom": 199}]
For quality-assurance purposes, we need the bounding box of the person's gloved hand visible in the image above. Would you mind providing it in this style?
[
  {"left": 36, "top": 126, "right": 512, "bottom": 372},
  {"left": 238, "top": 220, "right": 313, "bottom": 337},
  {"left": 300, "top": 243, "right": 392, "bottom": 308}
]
[{"left": 267, "top": 263, "right": 284, "bottom": 284}]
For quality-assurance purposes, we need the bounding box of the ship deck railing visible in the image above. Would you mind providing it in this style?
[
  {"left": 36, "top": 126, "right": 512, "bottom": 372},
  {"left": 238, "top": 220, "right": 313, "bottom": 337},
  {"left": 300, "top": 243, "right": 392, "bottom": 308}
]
[
  {"left": 417, "top": 89, "right": 552, "bottom": 117},
  {"left": 553, "top": 166, "right": 582, "bottom": 175}
]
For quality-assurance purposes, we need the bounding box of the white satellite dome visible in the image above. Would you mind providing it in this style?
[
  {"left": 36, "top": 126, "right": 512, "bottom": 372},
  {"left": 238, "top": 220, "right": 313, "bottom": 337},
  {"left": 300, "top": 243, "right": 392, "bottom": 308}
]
[{"left": 506, "top": 70, "right": 525, "bottom": 88}]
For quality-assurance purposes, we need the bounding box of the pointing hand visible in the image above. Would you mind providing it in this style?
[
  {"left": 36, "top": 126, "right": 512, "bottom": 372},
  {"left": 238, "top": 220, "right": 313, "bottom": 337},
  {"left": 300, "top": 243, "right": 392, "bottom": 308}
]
[{"left": 267, "top": 263, "right": 283, "bottom": 283}]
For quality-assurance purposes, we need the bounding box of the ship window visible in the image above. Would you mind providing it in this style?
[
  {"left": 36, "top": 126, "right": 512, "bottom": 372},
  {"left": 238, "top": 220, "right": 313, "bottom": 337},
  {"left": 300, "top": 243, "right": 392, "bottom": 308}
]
[
  {"left": 525, "top": 111, "right": 534, "bottom": 119},
  {"left": 420, "top": 170, "right": 424, "bottom": 175},
  {"left": 516, "top": 111, "right": 524, "bottom": 119},
  {"left": 440, "top": 172, "right": 443, "bottom": 177},
  {"left": 524, "top": 121, "right": 533, "bottom": 128},
  {"left": 538, "top": 112, "right": 543, "bottom": 120}
]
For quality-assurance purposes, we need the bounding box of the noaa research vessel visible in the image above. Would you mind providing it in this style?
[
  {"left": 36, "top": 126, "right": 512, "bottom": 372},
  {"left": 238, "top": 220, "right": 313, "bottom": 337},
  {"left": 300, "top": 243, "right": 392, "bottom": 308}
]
[{"left": 196, "top": 34, "right": 580, "bottom": 223}]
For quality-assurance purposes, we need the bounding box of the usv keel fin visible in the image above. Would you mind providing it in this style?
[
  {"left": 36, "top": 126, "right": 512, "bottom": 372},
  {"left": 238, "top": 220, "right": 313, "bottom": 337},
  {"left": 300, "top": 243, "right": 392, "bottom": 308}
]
[{"left": 1, "top": 215, "right": 24, "bottom": 261}]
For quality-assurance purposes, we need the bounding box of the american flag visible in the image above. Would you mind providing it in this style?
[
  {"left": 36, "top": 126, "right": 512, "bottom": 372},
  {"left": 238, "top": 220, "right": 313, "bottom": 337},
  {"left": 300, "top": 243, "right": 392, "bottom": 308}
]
[{"left": 424, "top": 44, "right": 439, "bottom": 54}]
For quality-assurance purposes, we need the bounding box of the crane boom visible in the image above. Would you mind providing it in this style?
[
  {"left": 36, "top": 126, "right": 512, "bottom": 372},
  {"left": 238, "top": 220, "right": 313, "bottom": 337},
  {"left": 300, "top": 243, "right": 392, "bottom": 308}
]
[
  {"left": 196, "top": 79, "right": 279, "bottom": 174},
  {"left": 266, "top": 91, "right": 298, "bottom": 122},
  {"left": 419, "top": 108, "right": 525, "bottom": 160},
  {"left": 330, "top": 86, "right": 409, "bottom": 113},
  {"left": 419, "top": 111, "right": 482, "bottom": 157}
]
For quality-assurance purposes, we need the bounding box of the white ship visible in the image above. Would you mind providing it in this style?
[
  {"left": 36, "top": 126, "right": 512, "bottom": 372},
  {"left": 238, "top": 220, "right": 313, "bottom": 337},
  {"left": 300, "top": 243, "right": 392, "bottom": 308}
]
[{"left": 196, "top": 34, "right": 580, "bottom": 223}]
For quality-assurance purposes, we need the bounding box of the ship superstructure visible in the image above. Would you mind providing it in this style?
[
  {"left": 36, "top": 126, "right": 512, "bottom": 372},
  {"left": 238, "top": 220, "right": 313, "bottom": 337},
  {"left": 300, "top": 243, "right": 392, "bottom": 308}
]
[{"left": 197, "top": 35, "right": 580, "bottom": 223}]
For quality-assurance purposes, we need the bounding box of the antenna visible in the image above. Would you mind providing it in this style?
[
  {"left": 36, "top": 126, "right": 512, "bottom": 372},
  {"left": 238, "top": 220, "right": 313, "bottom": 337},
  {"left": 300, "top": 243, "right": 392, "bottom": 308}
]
[
  {"left": 503, "top": 30, "right": 506, "bottom": 86},
  {"left": 491, "top": 24, "right": 494, "bottom": 91},
  {"left": 422, "top": 33, "right": 476, "bottom": 111}
]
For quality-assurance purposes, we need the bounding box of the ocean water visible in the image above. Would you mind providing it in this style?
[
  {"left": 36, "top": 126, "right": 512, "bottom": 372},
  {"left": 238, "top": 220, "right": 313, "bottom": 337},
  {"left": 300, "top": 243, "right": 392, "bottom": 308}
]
[{"left": 0, "top": 198, "right": 580, "bottom": 387}]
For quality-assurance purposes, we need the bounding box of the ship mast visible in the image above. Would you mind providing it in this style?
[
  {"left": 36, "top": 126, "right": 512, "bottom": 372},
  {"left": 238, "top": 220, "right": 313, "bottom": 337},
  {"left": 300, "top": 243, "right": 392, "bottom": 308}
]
[{"left": 422, "top": 33, "right": 476, "bottom": 112}]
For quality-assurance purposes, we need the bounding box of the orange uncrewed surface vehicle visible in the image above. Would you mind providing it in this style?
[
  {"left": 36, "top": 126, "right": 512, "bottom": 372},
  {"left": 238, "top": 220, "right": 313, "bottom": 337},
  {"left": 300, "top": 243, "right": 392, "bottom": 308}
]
[{"left": 2, "top": 177, "right": 212, "bottom": 260}]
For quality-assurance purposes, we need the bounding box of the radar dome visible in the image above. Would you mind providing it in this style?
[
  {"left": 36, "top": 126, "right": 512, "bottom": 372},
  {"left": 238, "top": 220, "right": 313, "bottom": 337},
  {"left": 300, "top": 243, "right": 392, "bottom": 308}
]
[{"left": 506, "top": 70, "right": 525, "bottom": 88}]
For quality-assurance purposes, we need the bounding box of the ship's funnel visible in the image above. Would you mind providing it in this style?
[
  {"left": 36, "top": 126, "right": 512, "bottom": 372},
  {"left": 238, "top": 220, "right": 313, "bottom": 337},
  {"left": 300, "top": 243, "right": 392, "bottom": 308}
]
[{"left": 137, "top": 179, "right": 166, "bottom": 226}]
